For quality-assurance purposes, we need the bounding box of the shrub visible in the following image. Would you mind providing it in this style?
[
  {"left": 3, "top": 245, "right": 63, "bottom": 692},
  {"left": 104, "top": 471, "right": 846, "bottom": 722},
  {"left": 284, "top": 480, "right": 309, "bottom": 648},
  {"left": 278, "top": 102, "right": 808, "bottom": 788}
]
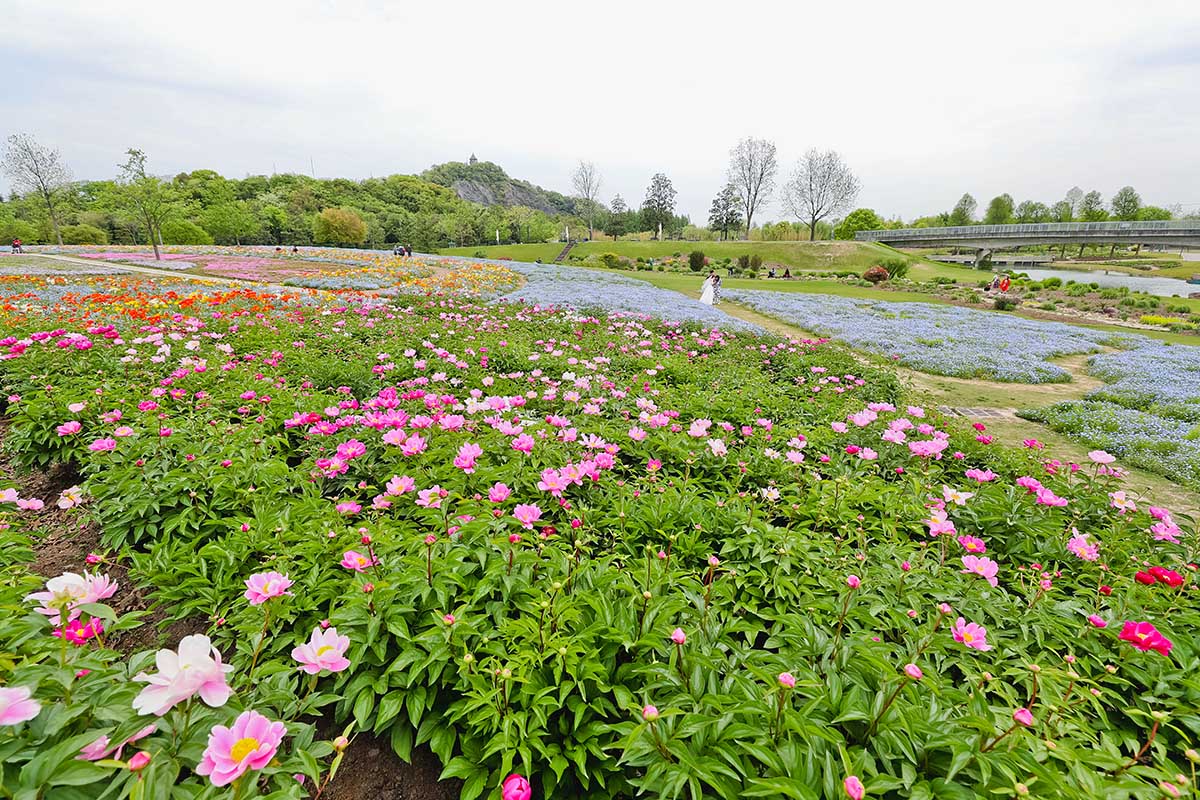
[
  {"left": 750, "top": 254, "right": 763, "bottom": 269},
  {"left": 688, "top": 251, "right": 707, "bottom": 272},
  {"left": 880, "top": 258, "right": 910, "bottom": 280},
  {"left": 600, "top": 253, "right": 624, "bottom": 269},
  {"left": 1140, "top": 314, "right": 1195, "bottom": 329},
  {"left": 0, "top": 218, "right": 39, "bottom": 244},
  {"left": 1041, "top": 277, "right": 1063, "bottom": 289},
  {"left": 862, "top": 265, "right": 890, "bottom": 283},
  {"left": 60, "top": 224, "right": 109, "bottom": 245},
  {"left": 993, "top": 297, "right": 1020, "bottom": 310},
  {"left": 160, "top": 219, "right": 214, "bottom": 245},
  {"left": 737, "top": 255, "right": 751, "bottom": 270}
]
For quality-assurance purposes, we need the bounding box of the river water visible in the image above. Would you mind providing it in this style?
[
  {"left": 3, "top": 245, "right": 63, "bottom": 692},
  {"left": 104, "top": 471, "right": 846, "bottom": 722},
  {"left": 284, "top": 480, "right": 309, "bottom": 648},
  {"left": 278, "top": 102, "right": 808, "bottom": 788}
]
[{"left": 1017, "top": 268, "right": 1197, "bottom": 298}]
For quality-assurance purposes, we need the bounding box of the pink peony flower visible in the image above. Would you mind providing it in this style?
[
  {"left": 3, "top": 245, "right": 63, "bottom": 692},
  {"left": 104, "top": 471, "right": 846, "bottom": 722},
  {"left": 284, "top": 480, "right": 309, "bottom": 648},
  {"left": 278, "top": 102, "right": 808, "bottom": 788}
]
[
  {"left": 1066, "top": 531, "right": 1099, "bottom": 561},
  {"left": 1088, "top": 450, "right": 1116, "bottom": 464},
  {"left": 489, "top": 482, "right": 512, "bottom": 503},
  {"left": 132, "top": 634, "right": 233, "bottom": 716},
  {"left": 88, "top": 437, "right": 117, "bottom": 452},
  {"left": 1087, "top": 614, "right": 1107, "bottom": 628},
  {"left": 957, "top": 535, "right": 986, "bottom": 554},
  {"left": 671, "top": 627, "right": 687, "bottom": 645},
  {"left": 1013, "top": 708, "right": 1034, "bottom": 726},
  {"left": 904, "top": 664, "right": 923, "bottom": 680},
  {"left": 195, "top": 710, "right": 287, "bottom": 787},
  {"left": 961, "top": 555, "right": 999, "bottom": 588},
  {"left": 642, "top": 704, "right": 660, "bottom": 721},
  {"left": 846, "top": 574, "right": 861, "bottom": 589},
  {"left": 501, "top": 774, "right": 531, "bottom": 800},
  {"left": 513, "top": 503, "right": 542, "bottom": 529},
  {"left": 0, "top": 686, "right": 41, "bottom": 726},
  {"left": 16, "top": 497, "right": 44, "bottom": 511},
  {"left": 844, "top": 775, "right": 865, "bottom": 800},
  {"left": 78, "top": 723, "right": 156, "bottom": 761},
  {"left": 951, "top": 617, "right": 992, "bottom": 651},
  {"left": 243, "top": 572, "right": 293, "bottom": 605},
  {"left": 340, "top": 550, "right": 377, "bottom": 572},
  {"left": 56, "top": 420, "right": 82, "bottom": 436},
  {"left": 292, "top": 626, "right": 351, "bottom": 674},
  {"left": 385, "top": 475, "right": 416, "bottom": 495}
]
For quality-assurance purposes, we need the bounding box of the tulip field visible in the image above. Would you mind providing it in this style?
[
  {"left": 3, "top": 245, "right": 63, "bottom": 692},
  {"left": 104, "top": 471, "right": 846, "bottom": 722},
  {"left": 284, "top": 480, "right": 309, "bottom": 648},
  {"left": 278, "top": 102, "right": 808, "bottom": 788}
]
[{"left": 0, "top": 249, "right": 1197, "bottom": 800}]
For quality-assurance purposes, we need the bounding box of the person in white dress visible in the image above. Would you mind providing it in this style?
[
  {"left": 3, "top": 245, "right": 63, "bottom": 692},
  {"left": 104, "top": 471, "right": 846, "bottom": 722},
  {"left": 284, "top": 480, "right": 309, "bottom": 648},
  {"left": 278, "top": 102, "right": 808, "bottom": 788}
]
[{"left": 699, "top": 273, "right": 716, "bottom": 305}]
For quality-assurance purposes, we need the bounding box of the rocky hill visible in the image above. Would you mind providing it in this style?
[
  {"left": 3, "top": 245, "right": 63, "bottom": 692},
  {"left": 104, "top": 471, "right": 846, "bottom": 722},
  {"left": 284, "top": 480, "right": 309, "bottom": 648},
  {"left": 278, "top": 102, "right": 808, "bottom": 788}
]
[{"left": 420, "top": 159, "right": 576, "bottom": 216}]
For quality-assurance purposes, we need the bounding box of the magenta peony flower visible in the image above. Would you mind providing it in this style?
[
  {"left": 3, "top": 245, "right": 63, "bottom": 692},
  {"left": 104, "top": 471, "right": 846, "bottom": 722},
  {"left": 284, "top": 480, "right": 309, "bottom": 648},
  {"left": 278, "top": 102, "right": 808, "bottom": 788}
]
[
  {"left": 1087, "top": 614, "right": 1107, "bottom": 628},
  {"left": 291, "top": 626, "right": 351, "bottom": 674},
  {"left": 671, "top": 627, "right": 687, "bottom": 645},
  {"left": 904, "top": 664, "right": 924, "bottom": 680},
  {"left": 1013, "top": 708, "right": 1034, "bottom": 727},
  {"left": 960, "top": 555, "right": 999, "bottom": 588},
  {"left": 0, "top": 686, "right": 41, "bottom": 726},
  {"left": 844, "top": 775, "right": 865, "bottom": 800},
  {"left": 195, "top": 710, "right": 287, "bottom": 787},
  {"left": 243, "top": 571, "right": 293, "bottom": 605},
  {"left": 846, "top": 574, "right": 861, "bottom": 589},
  {"left": 501, "top": 774, "right": 532, "bottom": 800},
  {"left": 1119, "top": 621, "right": 1172, "bottom": 656}
]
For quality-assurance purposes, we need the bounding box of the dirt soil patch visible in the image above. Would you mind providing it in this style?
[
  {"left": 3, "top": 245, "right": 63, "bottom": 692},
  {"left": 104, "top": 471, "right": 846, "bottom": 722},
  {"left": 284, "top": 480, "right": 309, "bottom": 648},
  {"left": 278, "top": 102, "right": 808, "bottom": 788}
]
[{"left": 320, "top": 732, "right": 462, "bottom": 800}]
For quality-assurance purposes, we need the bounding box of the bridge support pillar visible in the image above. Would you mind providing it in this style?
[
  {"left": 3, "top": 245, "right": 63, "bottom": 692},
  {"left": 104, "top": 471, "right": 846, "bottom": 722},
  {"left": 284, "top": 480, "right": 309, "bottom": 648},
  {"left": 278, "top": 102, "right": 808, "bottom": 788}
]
[{"left": 973, "top": 248, "right": 992, "bottom": 267}]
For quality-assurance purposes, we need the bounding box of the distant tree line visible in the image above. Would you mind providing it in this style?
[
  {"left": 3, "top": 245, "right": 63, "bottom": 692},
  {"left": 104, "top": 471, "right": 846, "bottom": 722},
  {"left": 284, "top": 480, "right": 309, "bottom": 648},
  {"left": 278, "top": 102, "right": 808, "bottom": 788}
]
[{"left": 908, "top": 185, "right": 1180, "bottom": 229}]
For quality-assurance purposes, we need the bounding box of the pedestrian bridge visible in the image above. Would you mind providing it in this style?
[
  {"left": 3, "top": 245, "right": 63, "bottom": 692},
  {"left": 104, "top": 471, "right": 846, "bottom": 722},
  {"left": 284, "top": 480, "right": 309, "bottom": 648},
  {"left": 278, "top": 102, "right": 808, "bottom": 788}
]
[{"left": 855, "top": 221, "right": 1200, "bottom": 249}]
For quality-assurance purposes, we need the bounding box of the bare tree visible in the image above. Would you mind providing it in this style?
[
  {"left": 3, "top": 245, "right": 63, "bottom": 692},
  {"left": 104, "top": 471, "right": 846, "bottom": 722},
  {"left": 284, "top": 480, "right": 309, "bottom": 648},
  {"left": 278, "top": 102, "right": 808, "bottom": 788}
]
[
  {"left": 782, "top": 149, "right": 860, "bottom": 241},
  {"left": 727, "top": 137, "right": 776, "bottom": 238},
  {"left": 571, "top": 161, "right": 602, "bottom": 240},
  {"left": 1064, "top": 186, "right": 1083, "bottom": 218},
  {"left": 117, "top": 149, "right": 179, "bottom": 260},
  {"left": 1, "top": 133, "right": 72, "bottom": 245}
]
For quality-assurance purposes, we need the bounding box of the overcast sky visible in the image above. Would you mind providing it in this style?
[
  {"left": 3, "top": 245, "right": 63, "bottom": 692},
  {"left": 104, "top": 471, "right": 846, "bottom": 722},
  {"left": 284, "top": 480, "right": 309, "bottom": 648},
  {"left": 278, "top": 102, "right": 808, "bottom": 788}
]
[{"left": 3, "top": 0, "right": 1198, "bottom": 223}]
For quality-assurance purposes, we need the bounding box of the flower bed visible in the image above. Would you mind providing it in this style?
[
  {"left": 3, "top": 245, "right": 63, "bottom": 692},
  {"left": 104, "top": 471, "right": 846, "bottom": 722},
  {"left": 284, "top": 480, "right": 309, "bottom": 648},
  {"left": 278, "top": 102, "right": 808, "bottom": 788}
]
[
  {"left": 724, "top": 290, "right": 1123, "bottom": 382},
  {"left": 0, "top": 278, "right": 1195, "bottom": 800}
]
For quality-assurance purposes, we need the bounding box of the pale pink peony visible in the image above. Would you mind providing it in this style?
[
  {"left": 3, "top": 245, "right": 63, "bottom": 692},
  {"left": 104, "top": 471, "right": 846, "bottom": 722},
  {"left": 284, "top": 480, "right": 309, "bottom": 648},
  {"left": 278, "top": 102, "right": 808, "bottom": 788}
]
[
  {"left": 961, "top": 555, "right": 999, "bottom": 588},
  {"left": 243, "top": 571, "right": 293, "bottom": 605},
  {"left": 340, "top": 550, "right": 376, "bottom": 572},
  {"left": 291, "top": 626, "right": 351, "bottom": 674},
  {"left": 132, "top": 635, "right": 233, "bottom": 716},
  {"left": 0, "top": 686, "right": 41, "bottom": 726},
  {"left": 195, "top": 709, "right": 286, "bottom": 787},
  {"left": 778, "top": 672, "right": 796, "bottom": 688},
  {"left": 1088, "top": 450, "right": 1116, "bottom": 464}
]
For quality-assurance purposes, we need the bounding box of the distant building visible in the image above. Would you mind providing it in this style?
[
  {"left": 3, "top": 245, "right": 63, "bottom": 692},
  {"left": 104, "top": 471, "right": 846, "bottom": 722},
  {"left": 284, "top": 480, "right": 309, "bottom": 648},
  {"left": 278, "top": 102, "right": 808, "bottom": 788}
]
[{"left": 469, "top": 153, "right": 478, "bottom": 165}]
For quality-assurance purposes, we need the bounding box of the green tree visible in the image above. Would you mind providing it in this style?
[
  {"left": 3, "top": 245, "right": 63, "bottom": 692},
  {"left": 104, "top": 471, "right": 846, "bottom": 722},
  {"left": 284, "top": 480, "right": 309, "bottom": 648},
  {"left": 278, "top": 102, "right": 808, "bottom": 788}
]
[
  {"left": 833, "top": 208, "right": 885, "bottom": 240},
  {"left": 949, "top": 193, "right": 977, "bottom": 226},
  {"left": 1137, "top": 206, "right": 1173, "bottom": 221},
  {"left": 259, "top": 205, "right": 288, "bottom": 244},
  {"left": 982, "top": 194, "right": 1014, "bottom": 225},
  {"left": 161, "top": 219, "right": 214, "bottom": 245},
  {"left": 1111, "top": 186, "right": 1142, "bottom": 221},
  {"left": 312, "top": 207, "right": 367, "bottom": 245},
  {"left": 117, "top": 148, "right": 181, "bottom": 259},
  {"left": 641, "top": 173, "right": 677, "bottom": 239},
  {"left": 201, "top": 201, "right": 259, "bottom": 244},
  {"left": 707, "top": 184, "right": 743, "bottom": 240},
  {"left": 1014, "top": 201, "right": 1050, "bottom": 223},
  {"left": 1079, "top": 191, "right": 1107, "bottom": 221},
  {"left": 1050, "top": 200, "right": 1073, "bottom": 222},
  {"left": 602, "top": 195, "right": 628, "bottom": 240}
]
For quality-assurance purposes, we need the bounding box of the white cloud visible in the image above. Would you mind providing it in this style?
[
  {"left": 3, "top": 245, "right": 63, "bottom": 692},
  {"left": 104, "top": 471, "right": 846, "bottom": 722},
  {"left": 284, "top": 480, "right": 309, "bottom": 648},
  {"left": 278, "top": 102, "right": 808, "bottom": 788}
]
[{"left": 3, "top": 0, "right": 1198, "bottom": 221}]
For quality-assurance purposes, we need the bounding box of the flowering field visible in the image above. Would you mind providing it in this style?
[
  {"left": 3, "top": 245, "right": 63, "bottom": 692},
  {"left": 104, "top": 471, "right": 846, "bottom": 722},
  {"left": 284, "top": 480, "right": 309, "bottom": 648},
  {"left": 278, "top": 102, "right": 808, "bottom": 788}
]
[
  {"left": 37, "top": 245, "right": 524, "bottom": 297},
  {"left": 0, "top": 265, "right": 1197, "bottom": 800},
  {"left": 497, "top": 260, "right": 760, "bottom": 331},
  {"left": 1022, "top": 341, "right": 1200, "bottom": 489},
  {"left": 723, "top": 290, "right": 1128, "bottom": 383}
]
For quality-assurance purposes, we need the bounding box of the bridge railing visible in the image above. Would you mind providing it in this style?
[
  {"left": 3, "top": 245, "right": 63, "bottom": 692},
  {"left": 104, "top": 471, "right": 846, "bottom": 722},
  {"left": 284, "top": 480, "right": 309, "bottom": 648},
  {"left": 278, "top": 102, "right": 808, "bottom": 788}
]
[{"left": 855, "top": 221, "right": 1198, "bottom": 241}]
